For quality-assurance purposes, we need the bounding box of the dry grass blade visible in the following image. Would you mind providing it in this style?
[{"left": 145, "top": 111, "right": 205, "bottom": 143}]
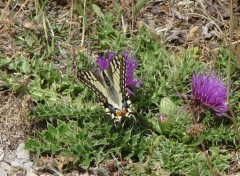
[
  {"left": 0, "top": 0, "right": 12, "bottom": 22},
  {"left": 81, "top": 0, "right": 86, "bottom": 47},
  {"left": 12, "top": 0, "right": 29, "bottom": 20}
]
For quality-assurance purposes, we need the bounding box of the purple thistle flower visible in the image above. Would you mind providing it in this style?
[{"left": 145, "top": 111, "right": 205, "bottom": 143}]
[
  {"left": 191, "top": 73, "right": 228, "bottom": 116},
  {"left": 96, "top": 51, "right": 141, "bottom": 94},
  {"left": 96, "top": 51, "right": 116, "bottom": 70}
]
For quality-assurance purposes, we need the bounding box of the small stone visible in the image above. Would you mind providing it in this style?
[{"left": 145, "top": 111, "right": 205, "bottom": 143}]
[
  {"left": 0, "top": 168, "right": 7, "bottom": 176},
  {"left": 26, "top": 170, "right": 38, "bottom": 176},
  {"left": 10, "top": 160, "right": 21, "bottom": 168},
  {"left": 0, "top": 149, "right": 4, "bottom": 161},
  {"left": 4, "top": 153, "right": 16, "bottom": 163},
  {"left": 11, "top": 159, "right": 33, "bottom": 170},
  {"left": 1, "top": 135, "right": 8, "bottom": 142},
  {"left": 0, "top": 162, "right": 12, "bottom": 171},
  {"left": 16, "top": 143, "right": 30, "bottom": 160},
  {"left": 22, "top": 161, "right": 33, "bottom": 170}
]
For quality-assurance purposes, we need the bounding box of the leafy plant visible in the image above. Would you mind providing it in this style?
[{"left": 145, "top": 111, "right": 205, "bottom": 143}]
[{"left": 0, "top": 2, "right": 236, "bottom": 175}]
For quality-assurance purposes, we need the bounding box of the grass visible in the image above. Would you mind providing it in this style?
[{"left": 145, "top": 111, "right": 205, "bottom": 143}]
[{"left": 0, "top": 0, "right": 240, "bottom": 175}]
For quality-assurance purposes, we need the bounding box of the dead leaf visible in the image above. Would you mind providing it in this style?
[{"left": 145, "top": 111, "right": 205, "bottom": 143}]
[{"left": 187, "top": 26, "right": 199, "bottom": 40}]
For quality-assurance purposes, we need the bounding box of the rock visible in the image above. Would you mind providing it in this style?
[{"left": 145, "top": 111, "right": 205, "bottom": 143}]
[
  {"left": 11, "top": 159, "right": 33, "bottom": 170},
  {"left": 26, "top": 170, "right": 38, "bottom": 176},
  {"left": 16, "top": 143, "right": 30, "bottom": 160},
  {"left": 11, "top": 160, "right": 22, "bottom": 168},
  {"left": 4, "top": 153, "right": 16, "bottom": 163},
  {"left": 0, "top": 162, "right": 12, "bottom": 171},
  {"left": 0, "top": 168, "right": 7, "bottom": 176},
  {"left": 9, "top": 142, "right": 33, "bottom": 170},
  {"left": 0, "top": 148, "right": 4, "bottom": 161},
  {"left": 22, "top": 161, "right": 33, "bottom": 170},
  {"left": 0, "top": 162, "right": 14, "bottom": 176}
]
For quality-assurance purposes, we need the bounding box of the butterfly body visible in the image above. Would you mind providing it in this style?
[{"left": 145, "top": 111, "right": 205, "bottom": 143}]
[{"left": 77, "top": 54, "right": 132, "bottom": 122}]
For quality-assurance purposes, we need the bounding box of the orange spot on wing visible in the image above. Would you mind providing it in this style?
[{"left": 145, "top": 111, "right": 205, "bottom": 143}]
[
  {"left": 122, "top": 108, "right": 127, "bottom": 116},
  {"left": 116, "top": 110, "right": 122, "bottom": 117}
]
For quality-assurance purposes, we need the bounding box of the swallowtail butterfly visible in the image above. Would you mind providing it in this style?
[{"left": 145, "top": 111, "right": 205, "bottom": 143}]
[{"left": 77, "top": 54, "right": 132, "bottom": 123}]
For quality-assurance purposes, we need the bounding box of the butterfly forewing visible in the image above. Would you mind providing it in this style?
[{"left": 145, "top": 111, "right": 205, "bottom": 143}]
[
  {"left": 109, "top": 54, "right": 126, "bottom": 93},
  {"left": 77, "top": 71, "right": 108, "bottom": 103},
  {"left": 104, "top": 55, "right": 127, "bottom": 109}
]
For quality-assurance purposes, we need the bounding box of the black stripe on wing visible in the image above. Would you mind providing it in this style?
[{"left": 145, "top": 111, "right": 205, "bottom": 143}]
[
  {"left": 120, "top": 55, "right": 127, "bottom": 93},
  {"left": 108, "top": 54, "right": 127, "bottom": 93},
  {"left": 77, "top": 71, "right": 108, "bottom": 103}
]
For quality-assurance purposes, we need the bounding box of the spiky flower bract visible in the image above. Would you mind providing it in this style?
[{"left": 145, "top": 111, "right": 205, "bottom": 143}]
[
  {"left": 191, "top": 72, "right": 228, "bottom": 116},
  {"left": 96, "top": 51, "right": 141, "bottom": 94}
]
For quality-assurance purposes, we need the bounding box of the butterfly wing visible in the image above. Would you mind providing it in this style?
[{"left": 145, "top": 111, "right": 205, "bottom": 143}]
[
  {"left": 108, "top": 55, "right": 132, "bottom": 119},
  {"left": 77, "top": 70, "right": 108, "bottom": 104},
  {"left": 103, "top": 54, "right": 127, "bottom": 109},
  {"left": 108, "top": 54, "right": 126, "bottom": 93}
]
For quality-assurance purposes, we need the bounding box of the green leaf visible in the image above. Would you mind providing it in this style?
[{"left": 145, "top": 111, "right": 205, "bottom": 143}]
[
  {"left": 123, "top": 130, "right": 131, "bottom": 143},
  {"left": 24, "top": 139, "right": 39, "bottom": 151},
  {"left": 21, "top": 58, "right": 30, "bottom": 73},
  {"left": 159, "top": 97, "right": 176, "bottom": 115},
  {"left": 81, "top": 155, "right": 91, "bottom": 169},
  {"left": 209, "top": 147, "right": 219, "bottom": 156},
  {"left": 48, "top": 143, "right": 59, "bottom": 153},
  {"left": 92, "top": 4, "right": 104, "bottom": 18},
  {"left": 47, "top": 123, "right": 58, "bottom": 136},
  {"left": 57, "top": 120, "right": 69, "bottom": 135},
  {"left": 189, "top": 138, "right": 201, "bottom": 147},
  {"left": 113, "top": 2, "right": 120, "bottom": 13},
  {"left": 0, "top": 57, "right": 12, "bottom": 67},
  {"left": 93, "top": 150, "right": 102, "bottom": 163},
  {"left": 43, "top": 131, "right": 55, "bottom": 142},
  {"left": 138, "top": 152, "right": 144, "bottom": 162},
  {"left": 134, "top": 0, "right": 148, "bottom": 16}
]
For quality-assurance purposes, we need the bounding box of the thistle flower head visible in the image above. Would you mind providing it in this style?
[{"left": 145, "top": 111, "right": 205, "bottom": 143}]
[
  {"left": 159, "top": 114, "right": 168, "bottom": 122},
  {"left": 96, "top": 51, "right": 116, "bottom": 70},
  {"left": 96, "top": 51, "right": 141, "bottom": 94},
  {"left": 191, "top": 73, "right": 228, "bottom": 116}
]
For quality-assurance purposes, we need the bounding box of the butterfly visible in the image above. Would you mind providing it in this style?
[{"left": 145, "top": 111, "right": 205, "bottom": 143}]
[{"left": 77, "top": 54, "right": 132, "bottom": 123}]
